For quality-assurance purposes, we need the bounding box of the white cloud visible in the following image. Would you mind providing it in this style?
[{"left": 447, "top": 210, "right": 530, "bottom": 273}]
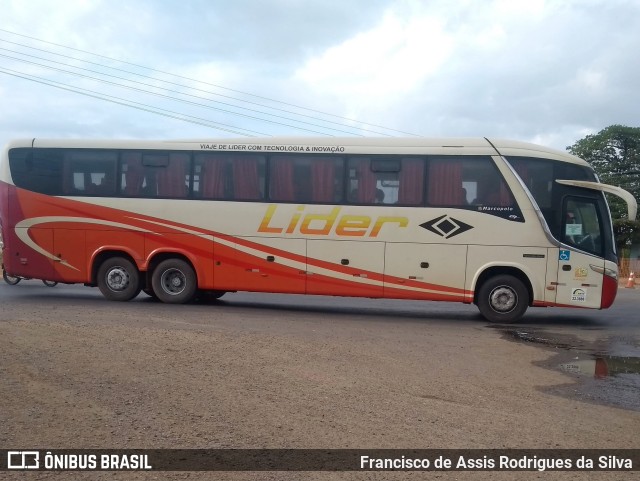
[
  {"left": 574, "top": 68, "right": 607, "bottom": 94},
  {"left": 0, "top": 0, "right": 639, "bottom": 149},
  {"left": 296, "top": 11, "right": 453, "bottom": 99}
]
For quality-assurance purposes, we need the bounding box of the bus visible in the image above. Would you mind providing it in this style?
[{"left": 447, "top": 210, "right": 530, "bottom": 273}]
[{"left": 0, "top": 137, "right": 636, "bottom": 322}]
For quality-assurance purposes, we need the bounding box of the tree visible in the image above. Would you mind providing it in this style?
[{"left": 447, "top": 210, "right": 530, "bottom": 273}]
[
  {"left": 567, "top": 125, "right": 640, "bottom": 220},
  {"left": 613, "top": 219, "right": 640, "bottom": 256}
]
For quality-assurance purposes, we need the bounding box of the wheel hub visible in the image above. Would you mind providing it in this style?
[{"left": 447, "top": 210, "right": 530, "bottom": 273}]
[
  {"left": 489, "top": 286, "right": 517, "bottom": 313},
  {"left": 107, "top": 267, "right": 129, "bottom": 291},
  {"left": 161, "top": 268, "right": 186, "bottom": 295}
]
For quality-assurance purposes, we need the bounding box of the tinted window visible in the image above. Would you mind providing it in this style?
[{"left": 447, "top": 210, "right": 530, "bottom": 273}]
[
  {"left": 506, "top": 157, "right": 597, "bottom": 209},
  {"left": 194, "top": 153, "right": 266, "bottom": 201},
  {"left": 269, "top": 155, "right": 344, "bottom": 203},
  {"left": 506, "top": 156, "right": 599, "bottom": 235},
  {"left": 9, "top": 148, "right": 63, "bottom": 195},
  {"left": 427, "top": 156, "right": 516, "bottom": 208},
  {"left": 64, "top": 150, "right": 117, "bottom": 196},
  {"left": 347, "top": 157, "right": 425, "bottom": 206},
  {"left": 507, "top": 159, "right": 554, "bottom": 209},
  {"left": 120, "top": 151, "right": 190, "bottom": 198},
  {"left": 563, "top": 197, "right": 604, "bottom": 256}
]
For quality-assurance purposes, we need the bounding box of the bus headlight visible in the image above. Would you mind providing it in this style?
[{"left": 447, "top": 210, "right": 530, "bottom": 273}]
[{"left": 590, "top": 264, "right": 617, "bottom": 280}]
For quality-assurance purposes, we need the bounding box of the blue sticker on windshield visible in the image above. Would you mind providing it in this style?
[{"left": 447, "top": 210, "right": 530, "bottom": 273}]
[{"left": 559, "top": 250, "right": 571, "bottom": 261}]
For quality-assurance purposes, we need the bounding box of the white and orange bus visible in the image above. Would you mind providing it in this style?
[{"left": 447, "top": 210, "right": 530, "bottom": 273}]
[{"left": 0, "top": 137, "right": 636, "bottom": 322}]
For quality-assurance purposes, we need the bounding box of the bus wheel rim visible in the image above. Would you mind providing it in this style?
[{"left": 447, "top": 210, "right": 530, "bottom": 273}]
[
  {"left": 489, "top": 285, "right": 517, "bottom": 313},
  {"left": 107, "top": 267, "right": 129, "bottom": 291},
  {"left": 160, "top": 268, "right": 186, "bottom": 295}
]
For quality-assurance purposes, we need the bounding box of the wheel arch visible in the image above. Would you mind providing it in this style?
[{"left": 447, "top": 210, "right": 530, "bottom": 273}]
[
  {"left": 146, "top": 250, "right": 199, "bottom": 290},
  {"left": 472, "top": 264, "right": 536, "bottom": 307},
  {"left": 90, "top": 249, "right": 141, "bottom": 286}
]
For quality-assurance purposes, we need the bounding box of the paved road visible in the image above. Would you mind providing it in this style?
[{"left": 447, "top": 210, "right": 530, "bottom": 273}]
[
  {"left": 1, "top": 278, "right": 638, "bottom": 325},
  {"left": 0, "top": 282, "right": 639, "bottom": 480}
]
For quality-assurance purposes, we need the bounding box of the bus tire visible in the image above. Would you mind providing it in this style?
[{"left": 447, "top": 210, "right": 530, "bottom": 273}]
[
  {"left": 477, "top": 274, "right": 529, "bottom": 323},
  {"left": 42, "top": 280, "right": 58, "bottom": 287},
  {"left": 151, "top": 258, "right": 197, "bottom": 304},
  {"left": 3, "top": 270, "right": 21, "bottom": 285},
  {"left": 97, "top": 257, "right": 141, "bottom": 301}
]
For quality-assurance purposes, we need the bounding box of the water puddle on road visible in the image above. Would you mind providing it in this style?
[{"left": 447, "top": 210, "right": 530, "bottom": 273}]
[{"left": 491, "top": 326, "right": 640, "bottom": 412}]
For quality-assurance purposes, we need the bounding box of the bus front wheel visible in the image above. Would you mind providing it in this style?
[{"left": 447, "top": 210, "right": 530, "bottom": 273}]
[
  {"left": 151, "top": 258, "right": 197, "bottom": 304},
  {"left": 97, "top": 257, "right": 141, "bottom": 301},
  {"left": 477, "top": 275, "right": 529, "bottom": 323}
]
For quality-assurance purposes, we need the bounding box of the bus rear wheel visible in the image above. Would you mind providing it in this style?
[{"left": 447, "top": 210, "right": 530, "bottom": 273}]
[
  {"left": 97, "top": 257, "right": 141, "bottom": 301},
  {"left": 477, "top": 274, "right": 529, "bottom": 323},
  {"left": 151, "top": 258, "right": 197, "bottom": 304},
  {"left": 3, "top": 270, "right": 21, "bottom": 285}
]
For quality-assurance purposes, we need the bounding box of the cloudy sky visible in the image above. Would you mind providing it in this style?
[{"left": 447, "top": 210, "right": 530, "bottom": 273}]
[{"left": 1, "top": 0, "right": 639, "bottom": 151}]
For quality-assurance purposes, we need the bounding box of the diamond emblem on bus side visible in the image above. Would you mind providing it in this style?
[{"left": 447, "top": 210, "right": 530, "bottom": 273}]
[{"left": 420, "top": 215, "right": 474, "bottom": 239}]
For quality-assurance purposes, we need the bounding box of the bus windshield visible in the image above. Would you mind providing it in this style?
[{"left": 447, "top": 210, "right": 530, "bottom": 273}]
[{"left": 505, "top": 156, "right": 616, "bottom": 261}]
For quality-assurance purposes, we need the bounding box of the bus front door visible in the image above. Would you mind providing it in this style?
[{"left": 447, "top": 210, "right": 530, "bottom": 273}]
[{"left": 555, "top": 196, "right": 605, "bottom": 309}]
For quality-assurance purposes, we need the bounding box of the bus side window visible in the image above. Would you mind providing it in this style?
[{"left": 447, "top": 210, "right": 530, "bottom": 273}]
[
  {"left": 195, "top": 154, "right": 229, "bottom": 199},
  {"left": 230, "top": 155, "right": 265, "bottom": 201},
  {"left": 65, "top": 150, "right": 117, "bottom": 196},
  {"left": 155, "top": 153, "right": 189, "bottom": 198},
  {"left": 427, "top": 158, "right": 467, "bottom": 206},
  {"left": 269, "top": 156, "right": 297, "bottom": 202},
  {"left": 348, "top": 157, "right": 423, "bottom": 206},
  {"left": 121, "top": 152, "right": 145, "bottom": 196},
  {"left": 268, "top": 155, "right": 344, "bottom": 203},
  {"left": 395, "top": 158, "right": 425, "bottom": 205},
  {"left": 7, "top": 148, "right": 65, "bottom": 195},
  {"left": 119, "top": 151, "right": 189, "bottom": 198},
  {"left": 348, "top": 157, "right": 374, "bottom": 203},
  {"left": 427, "top": 156, "right": 515, "bottom": 209}
]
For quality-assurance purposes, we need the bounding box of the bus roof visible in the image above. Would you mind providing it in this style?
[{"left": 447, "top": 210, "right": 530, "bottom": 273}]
[{"left": 3, "top": 137, "right": 588, "bottom": 166}]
